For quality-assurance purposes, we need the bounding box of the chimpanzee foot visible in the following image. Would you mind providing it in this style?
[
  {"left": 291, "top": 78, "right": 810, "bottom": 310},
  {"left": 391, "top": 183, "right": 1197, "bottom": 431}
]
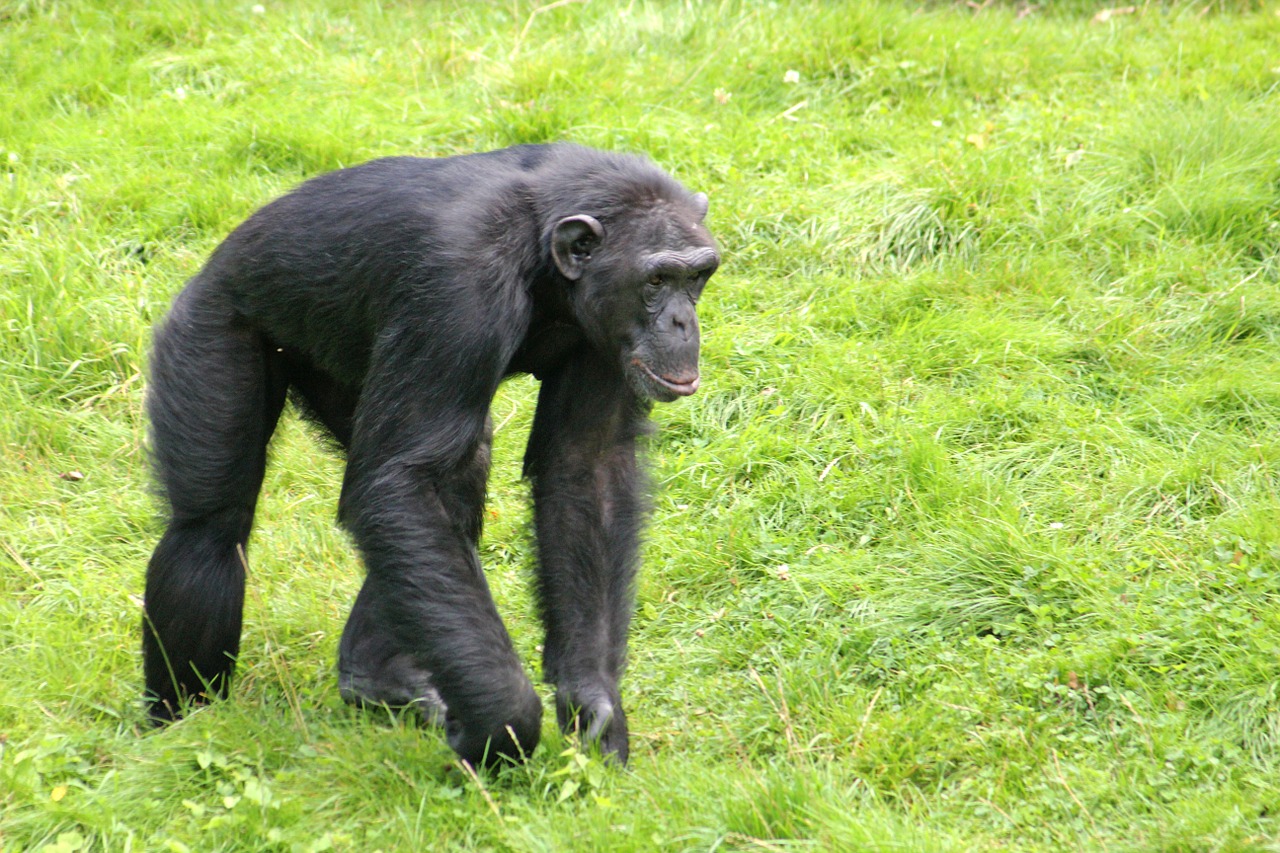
[
  {"left": 556, "top": 684, "right": 629, "bottom": 765},
  {"left": 338, "top": 653, "right": 447, "bottom": 726}
]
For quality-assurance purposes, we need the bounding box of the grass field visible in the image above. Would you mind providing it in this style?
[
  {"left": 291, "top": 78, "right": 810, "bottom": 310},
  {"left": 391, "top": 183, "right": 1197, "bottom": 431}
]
[{"left": 3, "top": 0, "right": 1280, "bottom": 849}]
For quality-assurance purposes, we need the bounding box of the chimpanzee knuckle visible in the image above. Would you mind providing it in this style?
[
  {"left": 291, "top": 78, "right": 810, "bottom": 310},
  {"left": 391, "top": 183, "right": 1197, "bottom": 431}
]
[
  {"left": 554, "top": 683, "right": 628, "bottom": 761},
  {"left": 580, "top": 702, "right": 629, "bottom": 765},
  {"left": 599, "top": 713, "right": 630, "bottom": 766},
  {"left": 445, "top": 714, "right": 481, "bottom": 760},
  {"left": 447, "top": 702, "right": 543, "bottom": 768},
  {"left": 555, "top": 684, "right": 587, "bottom": 721},
  {"left": 583, "top": 700, "right": 615, "bottom": 742}
]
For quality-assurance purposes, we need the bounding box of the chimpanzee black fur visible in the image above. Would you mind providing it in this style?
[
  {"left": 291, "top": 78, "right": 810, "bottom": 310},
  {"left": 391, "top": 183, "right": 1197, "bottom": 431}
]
[{"left": 141, "top": 143, "right": 719, "bottom": 767}]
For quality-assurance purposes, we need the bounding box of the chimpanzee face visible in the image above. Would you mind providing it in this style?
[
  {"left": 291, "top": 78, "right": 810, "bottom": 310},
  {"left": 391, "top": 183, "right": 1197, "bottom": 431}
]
[{"left": 551, "top": 195, "right": 719, "bottom": 402}]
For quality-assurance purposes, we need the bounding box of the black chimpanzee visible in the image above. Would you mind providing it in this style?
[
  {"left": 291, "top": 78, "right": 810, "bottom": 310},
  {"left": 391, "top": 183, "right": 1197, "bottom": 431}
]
[{"left": 141, "top": 143, "right": 719, "bottom": 767}]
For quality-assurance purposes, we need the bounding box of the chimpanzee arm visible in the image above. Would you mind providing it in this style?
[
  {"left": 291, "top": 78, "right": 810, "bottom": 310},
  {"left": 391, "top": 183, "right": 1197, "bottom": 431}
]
[
  {"left": 523, "top": 351, "right": 652, "bottom": 764},
  {"left": 337, "top": 311, "right": 542, "bottom": 767}
]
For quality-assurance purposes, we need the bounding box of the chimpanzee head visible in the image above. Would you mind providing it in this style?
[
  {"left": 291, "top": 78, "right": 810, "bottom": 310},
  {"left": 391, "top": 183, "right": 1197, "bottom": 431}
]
[{"left": 551, "top": 189, "right": 719, "bottom": 403}]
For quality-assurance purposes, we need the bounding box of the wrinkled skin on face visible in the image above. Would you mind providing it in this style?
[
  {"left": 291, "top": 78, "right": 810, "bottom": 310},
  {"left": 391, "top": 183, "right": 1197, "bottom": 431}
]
[{"left": 551, "top": 193, "right": 719, "bottom": 403}]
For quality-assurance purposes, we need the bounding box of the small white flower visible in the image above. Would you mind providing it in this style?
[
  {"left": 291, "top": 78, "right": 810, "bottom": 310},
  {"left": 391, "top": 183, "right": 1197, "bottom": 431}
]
[
  {"left": 783, "top": 69, "right": 800, "bottom": 84},
  {"left": 251, "top": 4, "right": 266, "bottom": 13},
  {"left": 1049, "top": 522, "right": 1065, "bottom": 530}
]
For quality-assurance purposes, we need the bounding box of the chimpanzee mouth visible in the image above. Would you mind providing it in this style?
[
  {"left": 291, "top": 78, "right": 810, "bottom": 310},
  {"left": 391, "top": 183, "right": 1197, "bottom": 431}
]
[{"left": 639, "top": 362, "right": 700, "bottom": 396}]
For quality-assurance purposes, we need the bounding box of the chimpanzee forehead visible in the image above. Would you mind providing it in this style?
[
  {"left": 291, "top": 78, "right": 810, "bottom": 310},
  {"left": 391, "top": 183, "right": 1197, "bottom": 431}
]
[{"left": 629, "top": 198, "right": 716, "bottom": 251}]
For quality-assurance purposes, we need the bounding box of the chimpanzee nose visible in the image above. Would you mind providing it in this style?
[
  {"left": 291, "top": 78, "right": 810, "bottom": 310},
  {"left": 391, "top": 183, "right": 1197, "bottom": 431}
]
[{"left": 663, "top": 301, "right": 697, "bottom": 342}]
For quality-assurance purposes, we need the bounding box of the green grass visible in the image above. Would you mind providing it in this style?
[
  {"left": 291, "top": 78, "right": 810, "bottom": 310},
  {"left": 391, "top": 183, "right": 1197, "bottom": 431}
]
[{"left": 3, "top": 0, "right": 1280, "bottom": 849}]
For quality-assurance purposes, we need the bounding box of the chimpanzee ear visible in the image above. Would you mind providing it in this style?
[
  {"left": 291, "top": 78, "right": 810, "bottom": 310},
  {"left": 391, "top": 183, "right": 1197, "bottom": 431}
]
[
  {"left": 691, "top": 192, "right": 709, "bottom": 221},
  {"left": 552, "top": 215, "right": 605, "bottom": 281}
]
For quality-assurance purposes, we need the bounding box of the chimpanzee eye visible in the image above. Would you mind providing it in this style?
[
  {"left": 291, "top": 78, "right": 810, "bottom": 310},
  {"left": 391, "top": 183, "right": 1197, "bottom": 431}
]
[{"left": 647, "top": 274, "right": 665, "bottom": 289}]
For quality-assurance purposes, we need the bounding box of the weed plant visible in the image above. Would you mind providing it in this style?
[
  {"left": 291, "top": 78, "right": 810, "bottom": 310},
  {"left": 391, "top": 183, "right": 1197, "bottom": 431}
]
[{"left": 2, "top": 1, "right": 1279, "bottom": 850}]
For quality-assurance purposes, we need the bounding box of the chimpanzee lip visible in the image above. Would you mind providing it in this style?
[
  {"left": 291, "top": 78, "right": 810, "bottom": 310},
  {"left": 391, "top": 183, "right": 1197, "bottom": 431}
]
[{"left": 640, "top": 362, "right": 700, "bottom": 396}]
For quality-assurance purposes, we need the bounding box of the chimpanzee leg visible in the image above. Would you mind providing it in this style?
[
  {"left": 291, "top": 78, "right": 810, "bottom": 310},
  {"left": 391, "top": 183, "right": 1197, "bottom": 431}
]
[
  {"left": 337, "top": 369, "right": 540, "bottom": 766},
  {"left": 338, "top": 417, "right": 494, "bottom": 726},
  {"left": 524, "top": 355, "right": 649, "bottom": 764},
  {"left": 143, "top": 276, "right": 289, "bottom": 721}
]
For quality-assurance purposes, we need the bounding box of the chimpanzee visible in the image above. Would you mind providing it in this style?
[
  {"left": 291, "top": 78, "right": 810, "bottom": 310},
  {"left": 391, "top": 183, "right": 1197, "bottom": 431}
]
[{"left": 141, "top": 143, "right": 719, "bottom": 767}]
